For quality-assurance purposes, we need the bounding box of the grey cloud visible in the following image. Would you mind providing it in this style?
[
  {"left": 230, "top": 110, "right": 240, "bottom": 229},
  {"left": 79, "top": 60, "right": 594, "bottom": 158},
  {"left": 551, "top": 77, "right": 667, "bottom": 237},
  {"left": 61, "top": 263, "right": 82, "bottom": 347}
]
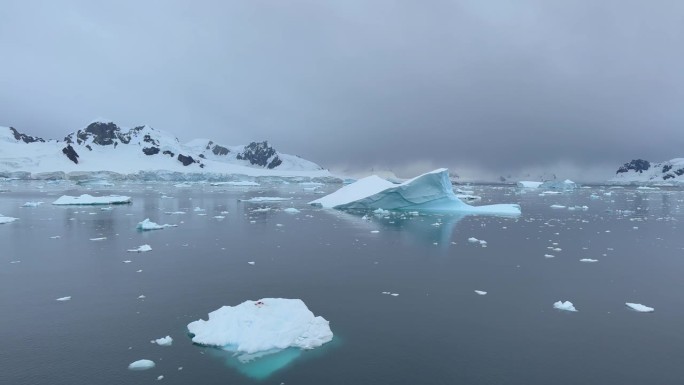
[{"left": 1, "top": 0, "right": 683, "bottom": 180}]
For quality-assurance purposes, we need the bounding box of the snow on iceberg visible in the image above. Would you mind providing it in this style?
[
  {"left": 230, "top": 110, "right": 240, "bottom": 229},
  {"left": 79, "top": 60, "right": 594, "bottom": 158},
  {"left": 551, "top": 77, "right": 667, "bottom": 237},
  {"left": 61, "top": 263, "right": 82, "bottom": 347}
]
[
  {"left": 0, "top": 215, "right": 18, "bottom": 224},
  {"left": 52, "top": 194, "right": 131, "bottom": 205},
  {"left": 136, "top": 219, "right": 177, "bottom": 231},
  {"left": 128, "top": 359, "right": 156, "bottom": 370},
  {"left": 625, "top": 302, "right": 654, "bottom": 312},
  {"left": 309, "top": 169, "right": 521, "bottom": 216},
  {"left": 187, "top": 298, "right": 333, "bottom": 356},
  {"left": 553, "top": 301, "right": 577, "bottom": 312}
]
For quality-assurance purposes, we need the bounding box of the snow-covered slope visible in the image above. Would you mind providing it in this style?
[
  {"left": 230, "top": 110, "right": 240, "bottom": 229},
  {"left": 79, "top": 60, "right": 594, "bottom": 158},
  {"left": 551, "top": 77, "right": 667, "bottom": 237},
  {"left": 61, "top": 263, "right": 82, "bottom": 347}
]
[
  {"left": 0, "top": 121, "right": 332, "bottom": 179},
  {"left": 610, "top": 158, "right": 684, "bottom": 184}
]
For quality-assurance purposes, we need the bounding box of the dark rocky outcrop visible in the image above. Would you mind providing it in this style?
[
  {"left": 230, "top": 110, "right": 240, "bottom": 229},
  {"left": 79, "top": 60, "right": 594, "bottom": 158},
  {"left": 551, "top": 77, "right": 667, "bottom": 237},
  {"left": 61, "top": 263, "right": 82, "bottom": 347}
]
[
  {"left": 210, "top": 141, "right": 230, "bottom": 156},
  {"left": 616, "top": 159, "right": 651, "bottom": 174},
  {"left": 177, "top": 154, "right": 196, "bottom": 166},
  {"left": 9, "top": 127, "right": 45, "bottom": 143},
  {"left": 62, "top": 145, "right": 79, "bottom": 164},
  {"left": 64, "top": 122, "right": 132, "bottom": 146},
  {"left": 162, "top": 150, "right": 175, "bottom": 158},
  {"left": 143, "top": 146, "right": 160, "bottom": 156},
  {"left": 236, "top": 141, "right": 282, "bottom": 169}
]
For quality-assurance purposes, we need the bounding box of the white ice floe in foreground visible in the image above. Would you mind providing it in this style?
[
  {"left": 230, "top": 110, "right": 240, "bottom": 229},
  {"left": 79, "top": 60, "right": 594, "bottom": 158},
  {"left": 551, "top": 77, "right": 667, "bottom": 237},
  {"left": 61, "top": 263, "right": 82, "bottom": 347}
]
[
  {"left": 152, "top": 336, "right": 173, "bottom": 346},
  {"left": 52, "top": 194, "right": 131, "bottom": 205},
  {"left": 625, "top": 303, "right": 655, "bottom": 312},
  {"left": 187, "top": 298, "right": 333, "bottom": 358},
  {"left": 127, "top": 244, "right": 152, "bottom": 253},
  {"left": 128, "top": 359, "right": 156, "bottom": 370},
  {"left": 136, "top": 219, "right": 177, "bottom": 231},
  {"left": 309, "top": 168, "right": 521, "bottom": 215},
  {"left": 0, "top": 215, "right": 18, "bottom": 224},
  {"left": 553, "top": 301, "right": 577, "bottom": 312}
]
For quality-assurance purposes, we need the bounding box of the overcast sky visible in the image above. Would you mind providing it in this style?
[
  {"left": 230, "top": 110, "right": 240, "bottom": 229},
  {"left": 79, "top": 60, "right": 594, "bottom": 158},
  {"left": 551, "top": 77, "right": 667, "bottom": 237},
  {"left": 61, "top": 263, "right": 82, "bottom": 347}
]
[{"left": 1, "top": 0, "right": 683, "bottom": 180}]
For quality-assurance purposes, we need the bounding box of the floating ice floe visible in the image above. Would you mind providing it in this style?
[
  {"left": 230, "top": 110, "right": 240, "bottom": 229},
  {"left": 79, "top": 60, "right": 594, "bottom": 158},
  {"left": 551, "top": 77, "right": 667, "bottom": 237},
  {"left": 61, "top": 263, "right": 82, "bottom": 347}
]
[
  {"left": 580, "top": 258, "right": 598, "bottom": 263},
  {"left": 52, "top": 194, "right": 131, "bottom": 205},
  {"left": 540, "top": 179, "right": 577, "bottom": 191},
  {"left": 474, "top": 290, "right": 487, "bottom": 295},
  {"left": 283, "top": 207, "right": 300, "bottom": 214},
  {"left": 240, "top": 197, "right": 292, "bottom": 203},
  {"left": 128, "top": 359, "right": 156, "bottom": 370},
  {"left": 550, "top": 204, "right": 566, "bottom": 209},
  {"left": 625, "top": 303, "right": 654, "bottom": 312},
  {"left": 517, "top": 181, "right": 543, "bottom": 189},
  {"left": 56, "top": 296, "right": 71, "bottom": 301},
  {"left": 211, "top": 181, "right": 260, "bottom": 186},
  {"left": 187, "top": 298, "right": 333, "bottom": 358},
  {"left": 22, "top": 201, "right": 44, "bottom": 207},
  {"left": 136, "top": 219, "right": 177, "bottom": 231},
  {"left": 0, "top": 215, "right": 18, "bottom": 224},
  {"left": 152, "top": 336, "right": 173, "bottom": 346},
  {"left": 90, "top": 237, "right": 107, "bottom": 241},
  {"left": 127, "top": 244, "right": 152, "bottom": 253},
  {"left": 553, "top": 301, "right": 577, "bottom": 312},
  {"left": 309, "top": 169, "right": 520, "bottom": 215}
]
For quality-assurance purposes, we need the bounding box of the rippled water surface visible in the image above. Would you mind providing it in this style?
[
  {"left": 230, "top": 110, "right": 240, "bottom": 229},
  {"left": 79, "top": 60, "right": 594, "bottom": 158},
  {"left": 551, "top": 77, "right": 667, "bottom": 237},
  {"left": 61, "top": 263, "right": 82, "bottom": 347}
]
[{"left": 1, "top": 181, "right": 683, "bottom": 384}]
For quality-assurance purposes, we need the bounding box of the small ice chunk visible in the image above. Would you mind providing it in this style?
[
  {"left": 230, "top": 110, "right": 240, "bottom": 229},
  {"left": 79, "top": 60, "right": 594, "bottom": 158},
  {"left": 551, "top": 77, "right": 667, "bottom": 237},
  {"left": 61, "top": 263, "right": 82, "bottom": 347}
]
[
  {"left": 625, "top": 303, "right": 654, "bottom": 312},
  {"left": 49, "top": 235, "right": 61, "bottom": 239},
  {"left": 240, "top": 197, "right": 292, "bottom": 203},
  {"left": 122, "top": 260, "right": 132, "bottom": 263},
  {"left": 157, "top": 375, "right": 164, "bottom": 380},
  {"left": 550, "top": 205, "right": 566, "bottom": 209},
  {"left": 468, "top": 237, "right": 479, "bottom": 243},
  {"left": 553, "top": 301, "right": 577, "bottom": 312},
  {"left": 474, "top": 290, "right": 487, "bottom": 295},
  {"left": 22, "top": 201, "right": 44, "bottom": 207},
  {"left": 390, "top": 293, "right": 399, "bottom": 296},
  {"left": 90, "top": 237, "right": 107, "bottom": 241},
  {"left": 370, "top": 230, "right": 379, "bottom": 233},
  {"left": 247, "top": 261, "right": 255, "bottom": 265},
  {"left": 136, "top": 219, "right": 177, "bottom": 231},
  {"left": 127, "top": 244, "right": 152, "bottom": 253},
  {"left": 580, "top": 258, "right": 598, "bottom": 263},
  {"left": 128, "top": 359, "right": 155, "bottom": 370},
  {"left": 56, "top": 296, "right": 71, "bottom": 301},
  {"left": 373, "top": 208, "right": 390, "bottom": 215},
  {"left": 0, "top": 215, "right": 19, "bottom": 224},
  {"left": 544, "top": 254, "right": 555, "bottom": 258},
  {"left": 138, "top": 295, "right": 146, "bottom": 299},
  {"left": 53, "top": 194, "right": 131, "bottom": 205},
  {"left": 283, "top": 208, "right": 300, "bottom": 214},
  {"left": 152, "top": 336, "right": 173, "bottom": 346}
]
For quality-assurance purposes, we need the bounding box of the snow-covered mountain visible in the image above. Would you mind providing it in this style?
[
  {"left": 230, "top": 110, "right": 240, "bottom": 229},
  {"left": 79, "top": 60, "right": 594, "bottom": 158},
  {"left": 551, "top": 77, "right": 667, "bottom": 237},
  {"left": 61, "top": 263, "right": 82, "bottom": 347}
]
[
  {"left": 0, "top": 121, "right": 331, "bottom": 180},
  {"left": 610, "top": 158, "right": 684, "bottom": 184}
]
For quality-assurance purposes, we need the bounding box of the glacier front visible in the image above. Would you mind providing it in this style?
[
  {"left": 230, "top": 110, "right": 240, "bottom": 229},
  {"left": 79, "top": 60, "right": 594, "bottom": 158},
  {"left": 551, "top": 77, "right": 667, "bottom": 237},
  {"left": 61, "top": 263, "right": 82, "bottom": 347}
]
[{"left": 309, "top": 168, "right": 521, "bottom": 216}]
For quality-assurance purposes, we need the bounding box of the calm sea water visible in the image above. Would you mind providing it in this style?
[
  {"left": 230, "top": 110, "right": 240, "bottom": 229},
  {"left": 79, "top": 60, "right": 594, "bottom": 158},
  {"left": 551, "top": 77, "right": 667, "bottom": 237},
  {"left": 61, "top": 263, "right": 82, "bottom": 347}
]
[{"left": 1, "top": 181, "right": 683, "bottom": 385}]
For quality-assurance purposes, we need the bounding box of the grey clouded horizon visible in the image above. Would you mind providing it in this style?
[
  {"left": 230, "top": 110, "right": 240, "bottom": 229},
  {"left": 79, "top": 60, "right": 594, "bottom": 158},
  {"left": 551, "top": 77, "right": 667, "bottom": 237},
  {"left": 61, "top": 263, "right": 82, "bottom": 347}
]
[{"left": 1, "top": 0, "right": 683, "bottom": 180}]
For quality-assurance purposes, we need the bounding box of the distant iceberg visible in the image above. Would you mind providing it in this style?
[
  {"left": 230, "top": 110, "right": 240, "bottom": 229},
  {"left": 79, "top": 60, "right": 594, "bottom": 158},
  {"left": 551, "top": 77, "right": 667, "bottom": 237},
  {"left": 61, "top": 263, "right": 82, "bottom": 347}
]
[
  {"left": 309, "top": 169, "right": 521, "bottom": 216},
  {"left": 52, "top": 194, "right": 131, "bottom": 205},
  {"left": 517, "top": 181, "right": 543, "bottom": 189},
  {"left": 539, "top": 179, "right": 577, "bottom": 191}
]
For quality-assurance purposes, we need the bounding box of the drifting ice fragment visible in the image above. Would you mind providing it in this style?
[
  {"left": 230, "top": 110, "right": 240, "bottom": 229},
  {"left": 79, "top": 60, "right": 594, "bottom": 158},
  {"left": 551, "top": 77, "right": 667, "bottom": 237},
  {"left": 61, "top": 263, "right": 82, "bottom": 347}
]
[
  {"left": 22, "top": 201, "right": 44, "bottom": 207},
  {"left": 474, "top": 290, "right": 487, "bottom": 295},
  {"left": 240, "top": 197, "right": 292, "bottom": 203},
  {"left": 550, "top": 205, "right": 566, "bottom": 209},
  {"left": 580, "top": 258, "right": 598, "bottom": 263},
  {"left": 52, "top": 194, "right": 131, "bottom": 205},
  {"left": 127, "top": 244, "right": 152, "bottom": 253},
  {"left": 283, "top": 208, "right": 300, "bottom": 214},
  {"left": 309, "top": 169, "right": 520, "bottom": 215},
  {"left": 517, "top": 181, "right": 543, "bottom": 189},
  {"left": 137, "top": 219, "right": 177, "bottom": 231},
  {"left": 0, "top": 215, "right": 18, "bottom": 224},
  {"left": 540, "top": 179, "right": 577, "bottom": 191},
  {"left": 56, "top": 296, "right": 71, "bottom": 301},
  {"left": 128, "top": 359, "right": 155, "bottom": 370},
  {"left": 553, "top": 301, "right": 577, "bottom": 312},
  {"left": 152, "top": 336, "right": 173, "bottom": 346},
  {"left": 625, "top": 303, "right": 654, "bottom": 312}
]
